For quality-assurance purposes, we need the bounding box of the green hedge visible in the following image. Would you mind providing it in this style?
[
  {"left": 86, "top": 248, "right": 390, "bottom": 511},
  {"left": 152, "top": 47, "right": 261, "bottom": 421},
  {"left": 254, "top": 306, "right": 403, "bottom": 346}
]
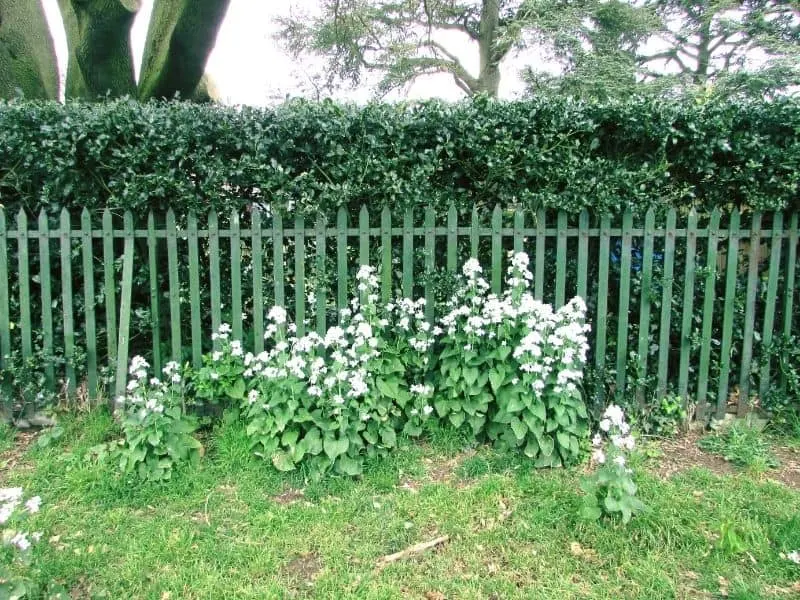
[{"left": 1, "top": 96, "right": 798, "bottom": 218}]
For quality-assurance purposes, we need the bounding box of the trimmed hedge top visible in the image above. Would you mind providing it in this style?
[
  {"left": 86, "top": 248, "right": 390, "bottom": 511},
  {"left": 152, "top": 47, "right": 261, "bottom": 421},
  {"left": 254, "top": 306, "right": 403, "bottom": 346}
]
[{"left": 0, "top": 96, "right": 798, "bottom": 218}]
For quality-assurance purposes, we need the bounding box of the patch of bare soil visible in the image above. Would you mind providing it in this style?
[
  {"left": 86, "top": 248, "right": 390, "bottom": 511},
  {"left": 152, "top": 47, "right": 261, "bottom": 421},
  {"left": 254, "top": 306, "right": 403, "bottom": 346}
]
[
  {"left": 273, "top": 487, "right": 306, "bottom": 505},
  {"left": 0, "top": 431, "right": 37, "bottom": 483},
  {"left": 282, "top": 552, "right": 323, "bottom": 592},
  {"left": 398, "top": 449, "right": 476, "bottom": 493},
  {"left": 647, "top": 432, "right": 800, "bottom": 489}
]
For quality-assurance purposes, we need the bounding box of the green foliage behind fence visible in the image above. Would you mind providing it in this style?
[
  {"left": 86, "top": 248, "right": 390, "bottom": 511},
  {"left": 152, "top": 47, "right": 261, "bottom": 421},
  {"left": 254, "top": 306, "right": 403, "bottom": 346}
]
[{"left": 1, "top": 97, "right": 799, "bottom": 219}]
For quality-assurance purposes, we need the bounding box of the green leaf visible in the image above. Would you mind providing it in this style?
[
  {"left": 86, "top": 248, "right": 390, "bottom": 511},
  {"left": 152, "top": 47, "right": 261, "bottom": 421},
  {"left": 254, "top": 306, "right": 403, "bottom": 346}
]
[
  {"left": 272, "top": 451, "right": 296, "bottom": 472},
  {"left": 323, "top": 435, "right": 349, "bottom": 460},
  {"left": 489, "top": 368, "right": 505, "bottom": 392},
  {"left": 464, "top": 367, "right": 479, "bottom": 387},
  {"left": 336, "top": 455, "right": 363, "bottom": 476},
  {"left": 380, "top": 428, "right": 397, "bottom": 448},
  {"left": 226, "top": 378, "right": 246, "bottom": 400},
  {"left": 510, "top": 418, "right": 528, "bottom": 440}
]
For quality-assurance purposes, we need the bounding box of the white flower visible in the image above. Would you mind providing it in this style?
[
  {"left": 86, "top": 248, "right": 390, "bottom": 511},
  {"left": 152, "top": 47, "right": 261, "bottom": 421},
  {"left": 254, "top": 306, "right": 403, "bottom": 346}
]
[
  {"left": 10, "top": 532, "right": 30, "bottom": 551},
  {"left": 210, "top": 372, "right": 220, "bottom": 380},
  {"left": 784, "top": 550, "right": 800, "bottom": 564},
  {"left": 24, "top": 496, "right": 41, "bottom": 513},
  {"left": 247, "top": 389, "right": 259, "bottom": 405},
  {"left": 462, "top": 258, "right": 482, "bottom": 278},
  {"left": 599, "top": 419, "right": 611, "bottom": 432},
  {"left": 268, "top": 306, "right": 287, "bottom": 325},
  {"left": 613, "top": 456, "right": 626, "bottom": 467},
  {"left": 0, "top": 489, "right": 23, "bottom": 503},
  {"left": 0, "top": 504, "right": 15, "bottom": 524},
  {"left": 212, "top": 351, "right": 222, "bottom": 362},
  {"left": 422, "top": 405, "right": 434, "bottom": 416},
  {"left": 592, "top": 449, "right": 606, "bottom": 464},
  {"left": 603, "top": 404, "right": 625, "bottom": 427},
  {"left": 592, "top": 433, "right": 603, "bottom": 447},
  {"left": 218, "top": 323, "right": 232, "bottom": 334},
  {"left": 31, "top": 532, "right": 42, "bottom": 543},
  {"left": 230, "top": 340, "right": 244, "bottom": 357}
]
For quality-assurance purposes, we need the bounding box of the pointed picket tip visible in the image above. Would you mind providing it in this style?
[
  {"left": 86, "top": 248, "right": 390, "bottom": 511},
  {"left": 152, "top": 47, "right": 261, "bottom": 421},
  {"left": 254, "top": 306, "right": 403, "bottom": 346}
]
[
  {"left": 166, "top": 207, "right": 177, "bottom": 226},
  {"left": 38, "top": 209, "right": 49, "bottom": 228},
  {"left": 60, "top": 207, "right": 71, "bottom": 226},
  {"left": 123, "top": 210, "right": 134, "bottom": 229},
  {"left": 579, "top": 208, "right": 590, "bottom": 226}
]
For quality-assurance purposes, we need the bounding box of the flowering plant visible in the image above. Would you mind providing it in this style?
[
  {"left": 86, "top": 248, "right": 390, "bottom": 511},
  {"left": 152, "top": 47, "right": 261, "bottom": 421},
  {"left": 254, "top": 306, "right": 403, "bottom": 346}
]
[
  {"left": 437, "top": 252, "right": 591, "bottom": 466},
  {"left": 193, "top": 324, "right": 248, "bottom": 404},
  {"left": 0, "top": 488, "right": 63, "bottom": 598},
  {"left": 116, "top": 357, "right": 202, "bottom": 482},
  {"left": 240, "top": 266, "right": 435, "bottom": 479},
  {"left": 580, "top": 405, "right": 646, "bottom": 523}
]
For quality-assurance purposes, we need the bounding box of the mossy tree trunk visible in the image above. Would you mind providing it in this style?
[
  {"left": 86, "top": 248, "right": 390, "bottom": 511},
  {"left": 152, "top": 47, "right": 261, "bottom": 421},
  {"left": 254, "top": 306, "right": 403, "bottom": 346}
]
[
  {"left": 1, "top": 0, "right": 229, "bottom": 102},
  {"left": 0, "top": 0, "right": 59, "bottom": 99}
]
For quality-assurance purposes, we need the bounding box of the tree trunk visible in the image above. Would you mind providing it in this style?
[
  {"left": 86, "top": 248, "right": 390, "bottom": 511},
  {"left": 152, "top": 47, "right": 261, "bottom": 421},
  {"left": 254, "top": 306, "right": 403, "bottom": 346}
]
[
  {"left": 0, "top": 0, "right": 58, "bottom": 100},
  {"left": 694, "top": 17, "right": 712, "bottom": 85},
  {"left": 59, "top": 0, "right": 139, "bottom": 99},
  {"left": 137, "top": 0, "right": 231, "bottom": 100},
  {"left": 476, "top": 0, "right": 501, "bottom": 96}
]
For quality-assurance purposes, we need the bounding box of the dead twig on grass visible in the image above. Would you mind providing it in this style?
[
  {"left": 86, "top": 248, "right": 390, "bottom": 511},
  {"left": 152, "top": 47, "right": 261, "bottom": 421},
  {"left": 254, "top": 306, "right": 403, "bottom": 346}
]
[{"left": 375, "top": 536, "right": 449, "bottom": 569}]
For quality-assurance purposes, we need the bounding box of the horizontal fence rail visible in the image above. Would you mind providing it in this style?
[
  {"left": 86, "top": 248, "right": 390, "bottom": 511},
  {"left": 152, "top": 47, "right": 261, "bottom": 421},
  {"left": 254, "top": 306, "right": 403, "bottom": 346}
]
[{"left": 0, "top": 205, "right": 797, "bottom": 421}]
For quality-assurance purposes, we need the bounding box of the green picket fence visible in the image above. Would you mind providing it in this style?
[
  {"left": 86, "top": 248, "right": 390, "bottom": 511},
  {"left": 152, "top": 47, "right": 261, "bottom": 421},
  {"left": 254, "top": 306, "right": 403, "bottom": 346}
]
[{"left": 0, "top": 205, "right": 797, "bottom": 419}]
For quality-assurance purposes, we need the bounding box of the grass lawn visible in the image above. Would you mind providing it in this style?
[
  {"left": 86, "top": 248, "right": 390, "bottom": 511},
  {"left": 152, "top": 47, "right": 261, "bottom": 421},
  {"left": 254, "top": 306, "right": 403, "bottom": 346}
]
[{"left": 2, "top": 411, "right": 800, "bottom": 599}]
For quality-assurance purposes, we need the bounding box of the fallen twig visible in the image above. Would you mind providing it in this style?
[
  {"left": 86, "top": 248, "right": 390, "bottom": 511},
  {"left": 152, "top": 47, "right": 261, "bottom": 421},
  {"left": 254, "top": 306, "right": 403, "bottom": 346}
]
[{"left": 375, "top": 536, "right": 449, "bottom": 568}]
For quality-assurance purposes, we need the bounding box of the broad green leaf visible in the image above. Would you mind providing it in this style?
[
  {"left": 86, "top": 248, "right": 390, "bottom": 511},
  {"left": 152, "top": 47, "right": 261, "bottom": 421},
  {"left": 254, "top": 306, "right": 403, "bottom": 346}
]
[
  {"left": 272, "top": 451, "right": 296, "bottom": 472},
  {"left": 323, "top": 435, "right": 349, "bottom": 460}
]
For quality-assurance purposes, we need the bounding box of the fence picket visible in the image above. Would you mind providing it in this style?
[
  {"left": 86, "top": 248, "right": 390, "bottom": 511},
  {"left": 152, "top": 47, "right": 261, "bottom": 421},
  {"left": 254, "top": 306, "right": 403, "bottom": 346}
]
[
  {"left": 447, "top": 203, "right": 458, "bottom": 273},
  {"left": 381, "top": 207, "right": 392, "bottom": 303},
  {"left": 636, "top": 208, "right": 656, "bottom": 403},
  {"left": 403, "top": 209, "right": 413, "bottom": 298},
  {"left": 166, "top": 209, "right": 182, "bottom": 362},
  {"left": 424, "top": 207, "right": 436, "bottom": 322},
  {"left": 759, "top": 212, "right": 783, "bottom": 400},
  {"left": 678, "top": 209, "right": 698, "bottom": 400},
  {"left": 316, "top": 214, "right": 327, "bottom": 335},
  {"left": 147, "top": 212, "right": 162, "bottom": 372},
  {"left": 114, "top": 212, "right": 135, "bottom": 401},
  {"left": 38, "top": 211, "right": 54, "bottom": 389},
  {"left": 102, "top": 210, "right": 117, "bottom": 372},
  {"left": 555, "top": 211, "right": 568, "bottom": 307},
  {"left": 738, "top": 212, "right": 761, "bottom": 414},
  {"left": 230, "top": 209, "right": 243, "bottom": 342},
  {"left": 359, "top": 206, "right": 369, "bottom": 267},
  {"left": 80, "top": 209, "right": 97, "bottom": 399},
  {"left": 656, "top": 209, "right": 677, "bottom": 400},
  {"left": 595, "top": 214, "right": 611, "bottom": 397},
  {"left": 781, "top": 213, "right": 798, "bottom": 394},
  {"left": 209, "top": 212, "right": 222, "bottom": 344},
  {"left": 16, "top": 211, "right": 32, "bottom": 361},
  {"left": 491, "top": 206, "right": 502, "bottom": 294},
  {"left": 697, "top": 209, "right": 721, "bottom": 418},
  {"left": 535, "top": 209, "right": 545, "bottom": 301},
  {"left": 577, "top": 210, "right": 589, "bottom": 300},
  {"left": 187, "top": 212, "right": 202, "bottom": 367},
  {"left": 295, "top": 214, "right": 306, "bottom": 337},
  {"left": 273, "top": 212, "right": 285, "bottom": 310},
  {"left": 336, "top": 209, "right": 347, "bottom": 310},
  {"left": 513, "top": 208, "right": 524, "bottom": 254},
  {"left": 60, "top": 209, "right": 76, "bottom": 399},
  {"left": 0, "top": 210, "right": 9, "bottom": 366},
  {"left": 251, "top": 210, "right": 264, "bottom": 354},
  {"left": 717, "top": 209, "right": 741, "bottom": 419},
  {"left": 615, "top": 210, "right": 633, "bottom": 395},
  {"left": 470, "top": 207, "right": 479, "bottom": 257}
]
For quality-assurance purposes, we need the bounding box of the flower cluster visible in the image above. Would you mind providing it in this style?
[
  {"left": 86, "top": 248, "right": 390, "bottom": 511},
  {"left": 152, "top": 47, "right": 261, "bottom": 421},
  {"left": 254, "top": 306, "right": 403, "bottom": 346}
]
[
  {"left": 115, "top": 359, "right": 201, "bottom": 482},
  {"left": 0, "top": 488, "right": 42, "bottom": 553},
  {"left": 581, "top": 405, "right": 646, "bottom": 524},
  {"left": 239, "top": 264, "right": 436, "bottom": 478},
  {"left": 437, "top": 251, "right": 590, "bottom": 465}
]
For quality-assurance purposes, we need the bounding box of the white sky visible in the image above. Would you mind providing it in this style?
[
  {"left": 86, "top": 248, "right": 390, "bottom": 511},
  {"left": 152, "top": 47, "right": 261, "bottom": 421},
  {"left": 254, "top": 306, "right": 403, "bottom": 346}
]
[{"left": 40, "top": 0, "right": 533, "bottom": 105}]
